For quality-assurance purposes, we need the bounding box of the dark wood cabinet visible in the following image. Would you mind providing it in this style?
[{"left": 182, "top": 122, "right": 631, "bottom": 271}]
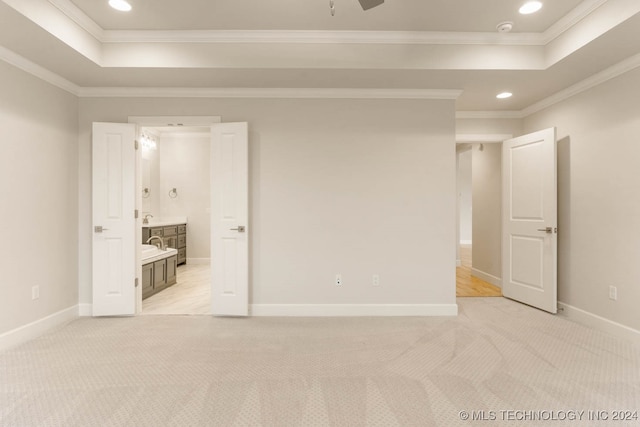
[
  {"left": 142, "top": 254, "right": 178, "bottom": 300},
  {"left": 141, "top": 263, "right": 154, "bottom": 299},
  {"left": 143, "top": 223, "right": 187, "bottom": 265}
]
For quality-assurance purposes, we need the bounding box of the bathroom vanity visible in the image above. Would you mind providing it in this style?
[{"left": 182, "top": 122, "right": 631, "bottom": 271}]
[
  {"left": 142, "top": 220, "right": 187, "bottom": 265},
  {"left": 141, "top": 245, "right": 178, "bottom": 300}
]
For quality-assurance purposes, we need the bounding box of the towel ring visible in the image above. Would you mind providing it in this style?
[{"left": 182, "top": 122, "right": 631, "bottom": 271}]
[
  {"left": 142, "top": 188, "right": 150, "bottom": 198},
  {"left": 169, "top": 188, "right": 178, "bottom": 198}
]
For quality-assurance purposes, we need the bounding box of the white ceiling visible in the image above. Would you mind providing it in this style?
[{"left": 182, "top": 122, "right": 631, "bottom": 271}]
[
  {"left": 1, "top": 0, "right": 640, "bottom": 112},
  {"left": 70, "top": 0, "right": 584, "bottom": 32}
]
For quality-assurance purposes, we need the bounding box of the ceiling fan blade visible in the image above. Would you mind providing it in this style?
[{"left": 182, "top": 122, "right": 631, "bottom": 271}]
[{"left": 357, "top": 0, "right": 384, "bottom": 11}]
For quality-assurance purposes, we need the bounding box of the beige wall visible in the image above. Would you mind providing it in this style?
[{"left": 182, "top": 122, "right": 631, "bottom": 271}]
[
  {"left": 524, "top": 67, "right": 640, "bottom": 332},
  {"left": 0, "top": 61, "right": 78, "bottom": 335},
  {"left": 457, "top": 149, "right": 472, "bottom": 243},
  {"left": 471, "top": 143, "right": 502, "bottom": 282},
  {"left": 78, "top": 98, "right": 457, "bottom": 308},
  {"left": 158, "top": 132, "right": 211, "bottom": 260},
  {"left": 456, "top": 118, "right": 522, "bottom": 137}
]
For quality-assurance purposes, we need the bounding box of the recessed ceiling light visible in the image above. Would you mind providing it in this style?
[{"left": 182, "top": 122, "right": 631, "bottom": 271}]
[
  {"left": 109, "top": 0, "right": 132, "bottom": 12},
  {"left": 519, "top": 1, "right": 542, "bottom": 15},
  {"left": 496, "top": 92, "right": 513, "bottom": 99}
]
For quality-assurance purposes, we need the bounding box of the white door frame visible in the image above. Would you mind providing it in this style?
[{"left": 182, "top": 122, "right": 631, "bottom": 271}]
[{"left": 127, "top": 116, "right": 221, "bottom": 314}]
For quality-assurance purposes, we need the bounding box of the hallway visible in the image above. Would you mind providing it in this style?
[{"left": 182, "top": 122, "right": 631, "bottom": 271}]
[{"left": 456, "top": 245, "right": 502, "bottom": 297}]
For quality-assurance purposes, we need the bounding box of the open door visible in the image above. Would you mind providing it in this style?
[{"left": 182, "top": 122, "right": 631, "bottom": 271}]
[
  {"left": 92, "top": 123, "right": 137, "bottom": 316},
  {"left": 502, "top": 128, "right": 557, "bottom": 313},
  {"left": 211, "top": 122, "right": 249, "bottom": 316}
]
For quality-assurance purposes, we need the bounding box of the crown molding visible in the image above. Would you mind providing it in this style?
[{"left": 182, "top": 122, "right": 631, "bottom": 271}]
[
  {"left": 456, "top": 134, "right": 513, "bottom": 143},
  {"left": 3, "top": 36, "right": 639, "bottom": 120},
  {"left": 541, "top": 0, "right": 609, "bottom": 44},
  {"left": 101, "top": 30, "right": 544, "bottom": 45},
  {"left": 456, "top": 111, "right": 523, "bottom": 119},
  {"left": 45, "top": 0, "right": 608, "bottom": 47},
  {"left": 48, "top": 0, "right": 104, "bottom": 41},
  {"left": 44, "top": 0, "right": 611, "bottom": 47},
  {"left": 78, "top": 87, "right": 463, "bottom": 100},
  {"left": 522, "top": 51, "right": 640, "bottom": 117},
  {"left": 0, "top": 46, "right": 79, "bottom": 95}
]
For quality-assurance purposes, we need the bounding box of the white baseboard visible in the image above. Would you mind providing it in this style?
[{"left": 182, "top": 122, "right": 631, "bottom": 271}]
[
  {"left": 0, "top": 305, "right": 78, "bottom": 352},
  {"left": 78, "top": 303, "right": 93, "bottom": 316},
  {"left": 558, "top": 302, "right": 640, "bottom": 345},
  {"left": 471, "top": 268, "right": 502, "bottom": 288},
  {"left": 251, "top": 304, "right": 458, "bottom": 317},
  {"left": 185, "top": 258, "right": 210, "bottom": 265},
  {"left": 456, "top": 259, "right": 462, "bottom": 267},
  {"left": 460, "top": 240, "right": 472, "bottom": 245}
]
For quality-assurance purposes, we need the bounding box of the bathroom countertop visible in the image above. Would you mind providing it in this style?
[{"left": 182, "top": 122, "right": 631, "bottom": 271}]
[
  {"left": 142, "top": 217, "right": 187, "bottom": 227},
  {"left": 142, "top": 247, "right": 178, "bottom": 265}
]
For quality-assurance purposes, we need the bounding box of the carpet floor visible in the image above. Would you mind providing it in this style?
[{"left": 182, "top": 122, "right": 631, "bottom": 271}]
[{"left": 1, "top": 297, "right": 639, "bottom": 426}]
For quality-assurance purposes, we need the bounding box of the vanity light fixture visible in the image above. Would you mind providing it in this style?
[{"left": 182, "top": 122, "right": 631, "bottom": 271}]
[
  {"left": 109, "top": 0, "right": 132, "bottom": 12},
  {"left": 519, "top": 1, "right": 542, "bottom": 15},
  {"left": 496, "top": 92, "right": 513, "bottom": 99},
  {"left": 140, "top": 132, "right": 157, "bottom": 150}
]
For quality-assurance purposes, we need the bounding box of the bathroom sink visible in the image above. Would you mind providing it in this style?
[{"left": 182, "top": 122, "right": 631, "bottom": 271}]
[
  {"left": 142, "top": 244, "right": 161, "bottom": 259},
  {"left": 142, "top": 244, "right": 158, "bottom": 253},
  {"left": 141, "top": 244, "right": 178, "bottom": 264}
]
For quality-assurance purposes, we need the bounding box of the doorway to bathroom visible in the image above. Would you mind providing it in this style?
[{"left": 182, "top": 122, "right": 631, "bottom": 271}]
[
  {"left": 139, "top": 124, "right": 212, "bottom": 315},
  {"left": 91, "top": 117, "right": 249, "bottom": 317}
]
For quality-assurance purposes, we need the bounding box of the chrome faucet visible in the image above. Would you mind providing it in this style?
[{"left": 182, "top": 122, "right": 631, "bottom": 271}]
[
  {"left": 143, "top": 214, "right": 153, "bottom": 225},
  {"left": 146, "top": 236, "right": 165, "bottom": 250}
]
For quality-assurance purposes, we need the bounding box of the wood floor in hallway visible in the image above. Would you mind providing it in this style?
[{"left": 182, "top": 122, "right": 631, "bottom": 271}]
[
  {"left": 142, "top": 263, "right": 211, "bottom": 315},
  {"left": 456, "top": 245, "right": 502, "bottom": 297}
]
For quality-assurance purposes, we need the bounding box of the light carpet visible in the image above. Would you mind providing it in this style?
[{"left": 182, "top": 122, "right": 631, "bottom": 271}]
[{"left": 1, "top": 298, "right": 639, "bottom": 426}]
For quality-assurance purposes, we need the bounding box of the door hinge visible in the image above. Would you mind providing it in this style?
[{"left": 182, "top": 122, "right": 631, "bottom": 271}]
[
  {"left": 135, "top": 209, "right": 139, "bottom": 219},
  {"left": 135, "top": 278, "right": 139, "bottom": 287},
  {"left": 135, "top": 140, "right": 139, "bottom": 150}
]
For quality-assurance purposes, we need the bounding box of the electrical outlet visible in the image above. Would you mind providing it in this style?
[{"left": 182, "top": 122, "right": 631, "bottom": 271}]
[
  {"left": 32, "top": 285, "right": 40, "bottom": 300},
  {"left": 609, "top": 286, "right": 617, "bottom": 301},
  {"left": 335, "top": 274, "right": 342, "bottom": 286},
  {"left": 372, "top": 274, "right": 380, "bottom": 287}
]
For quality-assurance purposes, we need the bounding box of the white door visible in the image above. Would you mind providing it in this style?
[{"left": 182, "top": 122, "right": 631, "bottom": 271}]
[
  {"left": 211, "top": 122, "right": 249, "bottom": 316},
  {"left": 502, "top": 128, "right": 557, "bottom": 313},
  {"left": 92, "top": 122, "right": 137, "bottom": 316}
]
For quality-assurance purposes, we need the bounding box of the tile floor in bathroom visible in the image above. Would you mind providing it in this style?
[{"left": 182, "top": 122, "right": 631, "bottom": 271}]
[{"left": 141, "top": 264, "right": 211, "bottom": 315}]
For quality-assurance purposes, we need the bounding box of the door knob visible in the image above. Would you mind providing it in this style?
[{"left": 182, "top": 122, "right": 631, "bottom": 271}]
[
  {"left": 230, "top": 226, "right": 246, "bottom": 233},
  {"left": 537, "top": 227, "right": 553, "bottom": 233},
  {"left": 94, "top": 226, "right": 109, "bottom": 233}
]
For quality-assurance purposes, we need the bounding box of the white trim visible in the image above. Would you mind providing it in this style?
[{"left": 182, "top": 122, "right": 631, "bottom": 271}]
[
  {"left": 128, "top": 116, "right": 221, "bottom": 126},
  {"left": 101, "top": 29, "right": 544, "bottom": 45},
  {"left": 48, "top": 0, "right": 104, "bottom": 41},
  {"left": 4, "top": 35, "right": 639, "bottom": 119},
  {"left": 78, "top": 303, "right": 93, "bottom": 316},
  {"left": 185, "top": 258, "right": 210, "bottom": 265},
  {"left": 456, "top": 259, "right": 462, "bottom": 267},
  {"left": 0, "top": 46, "right": 80, "bottom": 96},
  {"left": 471, "top": 268, "right": 502, "bottom": 289},
  {"left": 0, "top": 305, "right": 78, "bottom": 352},
  {"left": 456, "top": 134, "right": 512, "bottom": 143},
  {"left": 39, "top": 0, "right": 608, "bottom": 48},
  {"left": 521, "top": 51, "right": 640, "bottom": 117},
  {"left": 460, "top": 240, "right": 472, "bottom": 245},
  {"left": 558, "top": 302, "right": 640, "bottom": 345},
  {"left": 157, "top": 132, "right": 211, "bottom": 138},
  {"left": 456, "top": 111, "right": 523, "bottom": 119},
  {"left": 541, "top": 0, "right": 609, "bottom": 44},
  {"left": 251, "top": 304, "right": 458, "bottom": 317},
  {"left": 83, "top": 87, "right": 462, "bottom": 100}
]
